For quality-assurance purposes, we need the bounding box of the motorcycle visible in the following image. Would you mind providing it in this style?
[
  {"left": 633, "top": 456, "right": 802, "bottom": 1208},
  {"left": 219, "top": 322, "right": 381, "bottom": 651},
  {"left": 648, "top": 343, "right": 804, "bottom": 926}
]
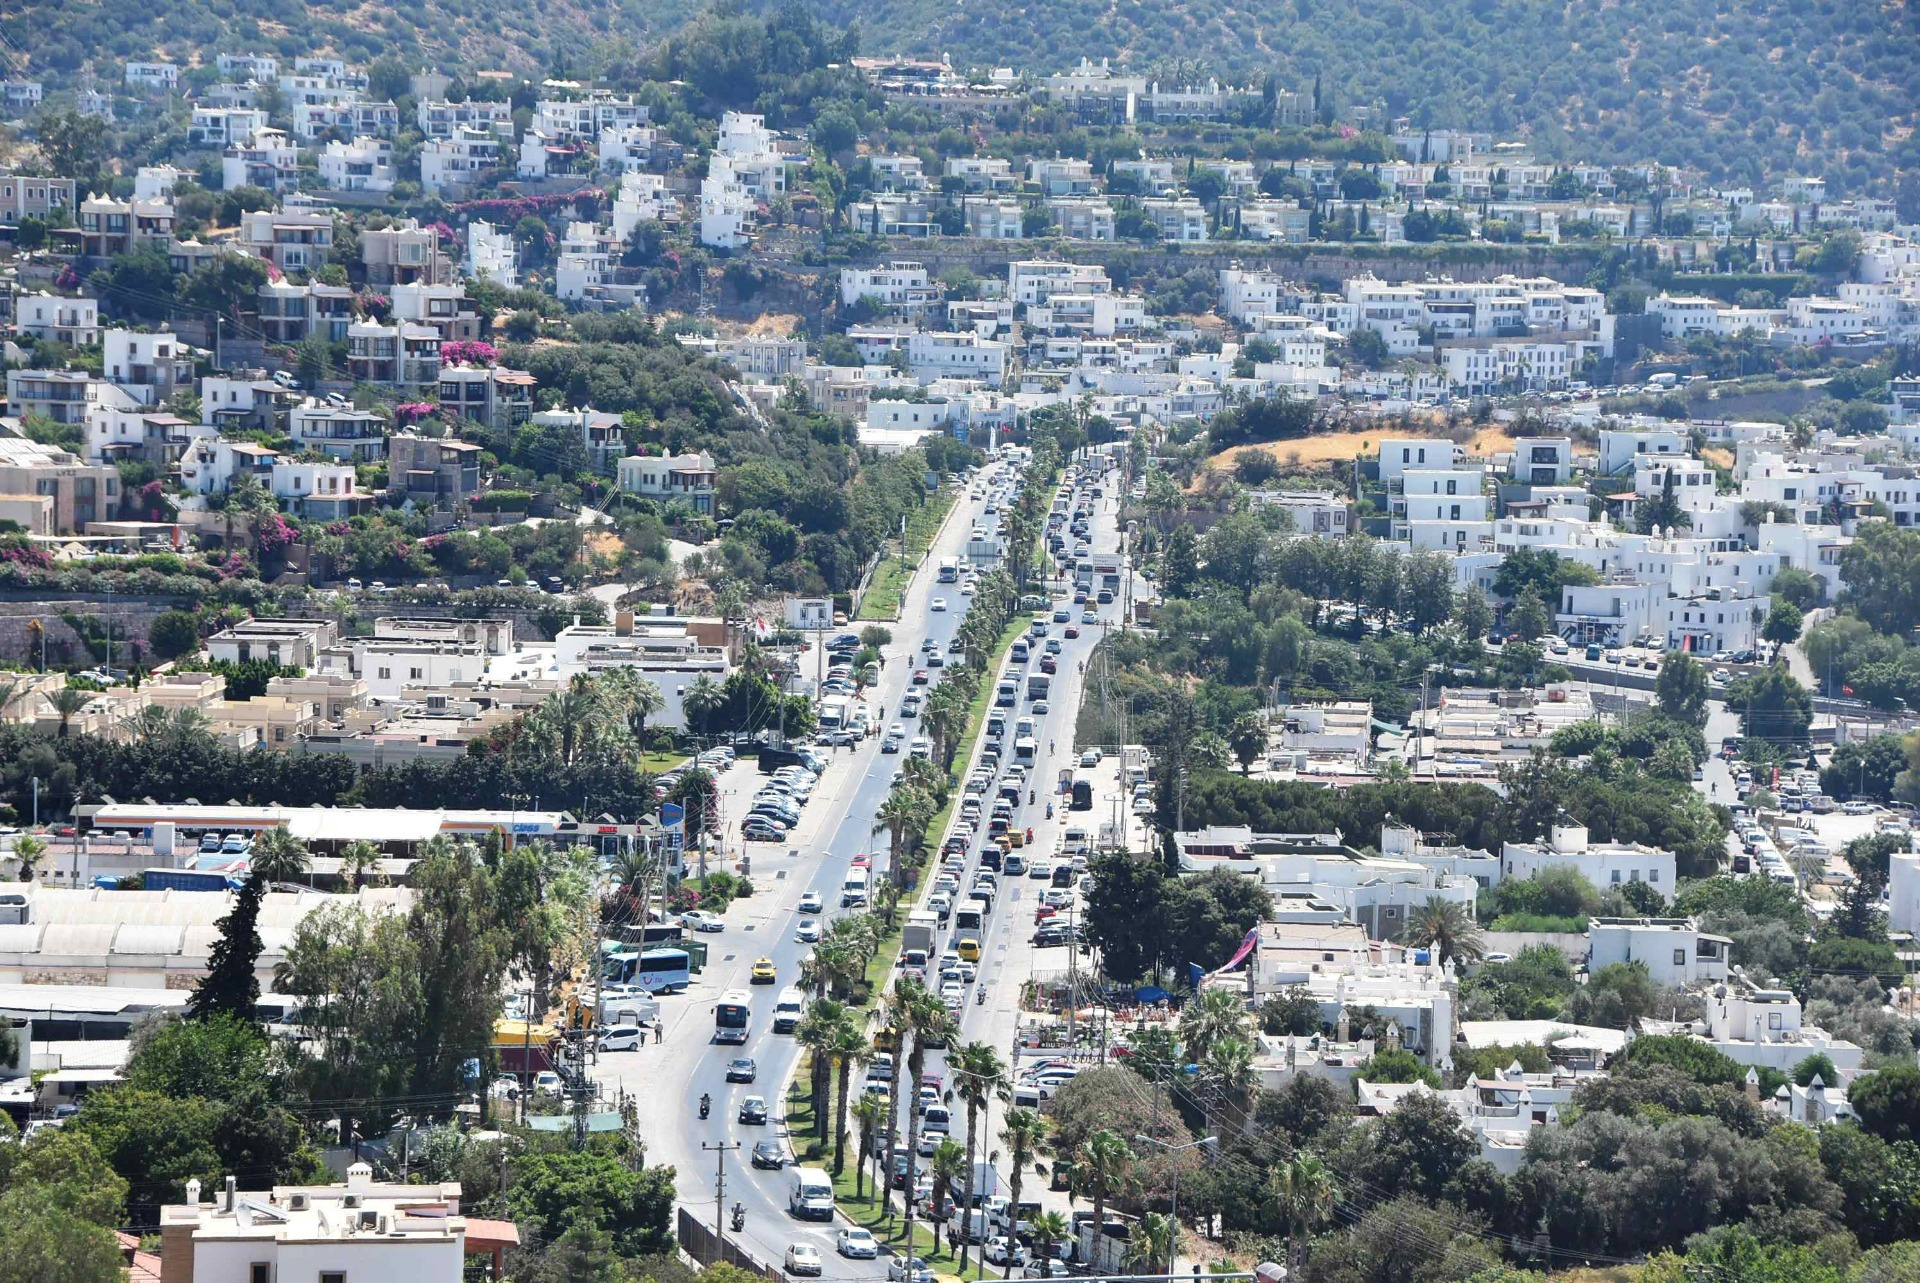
[
  {"left": 1045, "top": 802, "right": 1054, "bottom": 819},
  {"left": 731, "top": 1203, "right": 746, "bottom": 1232},
  {"left": 699, "top": 1094, "right": 711, "bottom": 1120},
  {"left": 1028, "top": 789, "right": 1036, "bottom": 805},
  {"left": 976, "top": 986, "right": 987, "bottom": 1005}
]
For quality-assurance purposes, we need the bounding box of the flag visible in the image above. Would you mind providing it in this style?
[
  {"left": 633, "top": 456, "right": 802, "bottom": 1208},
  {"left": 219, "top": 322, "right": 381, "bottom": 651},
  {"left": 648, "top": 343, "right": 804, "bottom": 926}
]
[{"left": 1208, "top": 927, "right": 1260, "bottom": 977}]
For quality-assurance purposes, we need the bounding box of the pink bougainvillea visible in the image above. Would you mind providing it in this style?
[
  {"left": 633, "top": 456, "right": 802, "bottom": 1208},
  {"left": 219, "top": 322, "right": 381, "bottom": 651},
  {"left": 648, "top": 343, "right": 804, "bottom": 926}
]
[
  {"left": 0, "top": 542, "right": 55, "bottom": 571},
  {"left": 53, "top": 264, "right": 81, "bottom": 290},
  {"left": 440, "top": 339, "right": 499, "bottom": 367},
  {"left": 254, "top": 512, "right": 297, "bottom": 555},
  {"left": 394, "top": 402, "right": 439, "bottom": 424}
]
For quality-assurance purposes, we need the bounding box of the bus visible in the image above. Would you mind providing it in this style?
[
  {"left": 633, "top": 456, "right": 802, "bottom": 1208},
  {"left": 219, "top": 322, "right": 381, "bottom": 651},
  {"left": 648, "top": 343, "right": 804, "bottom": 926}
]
[
  {"left": 937, "top": 557, "right": 959, "bottom": 584},
  {"left": 714, "top": 989, "right": 753, "bottom": 1044},
  {"left": 842, "top": 866, "right": 871, "bottom": 907},
  {"left": 603, "top": 947, "right": 692, "bottom": 994}
]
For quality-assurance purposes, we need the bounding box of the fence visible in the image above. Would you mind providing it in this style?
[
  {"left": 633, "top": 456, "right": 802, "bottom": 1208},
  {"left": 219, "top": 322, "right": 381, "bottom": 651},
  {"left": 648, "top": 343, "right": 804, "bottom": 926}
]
[{"left": 676, "top": 1206, "right": 786, "bottom": 1281}]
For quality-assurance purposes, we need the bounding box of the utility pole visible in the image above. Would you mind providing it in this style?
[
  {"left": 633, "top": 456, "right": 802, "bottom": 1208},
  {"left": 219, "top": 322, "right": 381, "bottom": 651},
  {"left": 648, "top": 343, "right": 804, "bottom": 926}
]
[{"left": 703, "top": 1140, "right": 742, "bottom": 1262}]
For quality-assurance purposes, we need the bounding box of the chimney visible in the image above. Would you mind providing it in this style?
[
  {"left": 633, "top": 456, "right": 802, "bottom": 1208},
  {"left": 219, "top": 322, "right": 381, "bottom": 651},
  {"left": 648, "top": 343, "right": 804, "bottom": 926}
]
[
  {"left": 347, "top": 1161, "right": 374, "bottom": 1190},
  {"left": 185, "top": 1177, "right": 202, "bottom": 1207},
  {"left": 224, "top": 1175, "right": 238, "bottom": 1212}
]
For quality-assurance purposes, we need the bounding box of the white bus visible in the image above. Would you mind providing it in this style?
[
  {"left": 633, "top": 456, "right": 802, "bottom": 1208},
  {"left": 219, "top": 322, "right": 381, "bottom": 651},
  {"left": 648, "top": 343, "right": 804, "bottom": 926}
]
[{"left": 714, "top": 989, "right": 753, "bottom": 1044}]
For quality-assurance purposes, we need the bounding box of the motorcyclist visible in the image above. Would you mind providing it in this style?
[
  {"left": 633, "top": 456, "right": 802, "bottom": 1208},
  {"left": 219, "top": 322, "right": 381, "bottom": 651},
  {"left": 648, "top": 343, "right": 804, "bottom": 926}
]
[
  {"left": 1046, "top": 802, "right": 1054, "bottom": 818},
  {"left": 732, "top": 1202, "right": 746, "bottom": 1230},
  {"left": 699, "top": 1092, "right": 711, "bottom": 1118}
]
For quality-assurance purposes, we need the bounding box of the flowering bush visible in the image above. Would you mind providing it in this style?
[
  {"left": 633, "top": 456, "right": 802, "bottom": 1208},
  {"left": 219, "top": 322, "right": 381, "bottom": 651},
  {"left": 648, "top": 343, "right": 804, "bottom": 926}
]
[
  {"left": 395, "top": 402, "right": 438, "bottom": 424},
  {"left": 254, "top": 512, "right": 298, "bottom": 556},
  {"left": 0, "top": 540, "right": 55, "bottom": 571},
  {"left": 53, "top": 264, "right": 81, "bottom": 290},
  {"left": 666, "top": 885, "right": 702, "bottom": 912},
  {"left": 440, "top": 339, "right": 499, "bottom": 367}
]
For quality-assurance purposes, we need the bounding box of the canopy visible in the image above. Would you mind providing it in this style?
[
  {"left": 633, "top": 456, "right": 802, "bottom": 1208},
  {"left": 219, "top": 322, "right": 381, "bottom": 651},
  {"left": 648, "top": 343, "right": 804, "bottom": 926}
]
[
  {"left": 1133, "top": 985, "right": 1171, "bottom": 1003},
  {"left": 288, "top": 808, "right": 441, "bottom": 845}
]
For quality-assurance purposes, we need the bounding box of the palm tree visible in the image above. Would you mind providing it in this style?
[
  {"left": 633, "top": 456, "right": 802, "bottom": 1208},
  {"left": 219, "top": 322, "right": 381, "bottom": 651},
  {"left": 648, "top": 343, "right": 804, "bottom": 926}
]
[
  {"left": 1124, "top": 1211, "right": 1176, "bottom": 1274},
  {"left": 682, "top": 674, "right": 725, "bottom": 739},
  {"left": 50, "top": 685, "right": 92, "bottom": 737},
  {"left": 1202, "top": 1035, "right": 1257, "bottom": 1139},
  {"left": 339, "top": 839, "right": 382, "bottom": 890},
  {"left": 879, "top": 984, "right": 916, "bottom": 1216},
  {"left": 797, "top": 997, "right": 848, "bottom": 1140},
  {"left": 1179, "top": 986, "right": 1247, "bottom": 1065},
  {"left": 1030, "top": 1210, "right": 1071, "bottom": 1272},
  {"left": 1398, "top": 895, "right": 1486, "bottom": 967},
  {"left": 873, "top": 784, "right": 935, "bottom": 892},
  {"left": 999, "top": 1107, "right": 1051, "bottom": 1280},
  {"left": 8, "top": 834, "right": 46, "bottom": 883},
  {"left": 602, "top": 669, "right": 666, "bottom": 748},
  {"left": 930, "top": 1138, "right": 968, "bottom": 1225},
  {"left": 829, "top": 1013, "right": 868, "bottom": 1174},
  {"left": 900, "top": 982, "right": 955, "bottom": 1254},
  {"left": 1073, "top": 1129, "right": 1134, "bottom": 1265},
  {"left": 248, "top": 828, "right": 310, "bottom": 885},
  {"left": 953, "top": 1040, "right": 1008, "bottom": 1273},
  {"left": 852, "top": 1092, "right": 887, "bottom": 1201},
  {"left": 1270, "top": 1153, "right": 1335, "bottom": 1273}
]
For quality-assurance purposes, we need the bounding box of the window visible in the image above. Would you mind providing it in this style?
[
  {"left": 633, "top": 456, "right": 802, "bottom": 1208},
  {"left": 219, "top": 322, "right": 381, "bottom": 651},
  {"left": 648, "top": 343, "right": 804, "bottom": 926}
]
[
  {"left": 1648, "top": 869, "right": 1659, "bottom": 883},
  {"left": 1610, "top": 869, "right": 1621, "bottom": 883},
  {"left": 409, "top": 667, "right": 423, "bottom": 681},
  {"left": 1673, "top": 949, "right": 1687, "bottom": 967},
  {"left": 250, "top": 1266, "right": 271, "bottom": 1283}
]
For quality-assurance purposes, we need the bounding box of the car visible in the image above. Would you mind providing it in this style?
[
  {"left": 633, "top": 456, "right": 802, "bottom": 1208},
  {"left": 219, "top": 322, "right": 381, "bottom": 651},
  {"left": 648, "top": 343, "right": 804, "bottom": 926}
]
[
  {"left": 1081, "top": 609, "right": 1098, "bottom": 624},
  {"left": 912, "top": 669, "right": 930, "bottom": 685},
  {"left": 838, "top": 1228, "right": 880, "bottom": 1259},
  {"left": 600, "top": 1025, "right": 645, "bottom": 1052},
  {"left": 744, "top": 821, "right": 786, "bottom": 842},
  {"left": 931, "top": 597, "right": 948, "bottom": 611},
  {"left": 755, "top": 1141, "right": 789, "bottom": 1171},
  {"left": 785, "top": 1244, "right": 822, "bottom": 1275},
  {"left": 533, "top": 1071, "right": 563, "bottom": 1093},
  {"left": 889, "top": 1256, "right": 936, "bottom": 1283},
  {"left": 985, "top": 1237, "right": 1031, "bottom": 1267},
  {"left": 799, "top": 890, "right": 824, "bottom": 914},
  {"left": 1079, "top": 750, "right": 1099, "bottom": 768},
  {"left": 751, "top": 957, "right": 778, "bottom": 984},
  {"left": 727, "top": 1057, "right": 759, "bottom": 1082},
  {"left": 682, "top": 910, "right": 724, "bottom": 932},
  {"left": 1032, "top": 699, "right": 1049, "bottom": 714},
  {"left": 882, "top": 735, "right": 902, "bottom": 754},
  {"left": 1052, "top": 608, "right": 1070, "bottom": 623},
  {"left": 1482, "top": 951, "right": 1514, "bottom": 964},
  {"left": 197, "top": 833, "right": 223, "bottom": 853},
  {"left": 1064, "top": 625, "right": 1080, "bottom": 639},
  {"left": 738, "top": 1095, "right": 769, "bottom": 1124}
]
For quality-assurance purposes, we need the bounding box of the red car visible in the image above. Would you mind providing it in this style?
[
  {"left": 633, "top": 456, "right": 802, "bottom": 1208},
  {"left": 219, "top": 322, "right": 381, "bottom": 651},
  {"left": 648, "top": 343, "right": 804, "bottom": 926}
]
[
  {"left": 912, "top": 669, "right": 929, "bottom": 685},
  {"left": 1064, "top": 626, "right": 1080, "bottom": 639}
]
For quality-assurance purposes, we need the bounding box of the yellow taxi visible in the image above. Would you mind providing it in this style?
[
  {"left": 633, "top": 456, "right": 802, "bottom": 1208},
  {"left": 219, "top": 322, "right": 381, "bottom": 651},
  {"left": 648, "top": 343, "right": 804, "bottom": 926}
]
[
  {"left": 956, "top": 935, "right": 982, "bottom": 962},
  {"left": 750, "top": 957, "right": 778, "bottom": 984}
]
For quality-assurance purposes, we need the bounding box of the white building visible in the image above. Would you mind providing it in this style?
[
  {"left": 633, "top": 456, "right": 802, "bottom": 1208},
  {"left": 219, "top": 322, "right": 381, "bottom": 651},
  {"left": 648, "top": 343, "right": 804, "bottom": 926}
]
[
  {"left": 612, "top": 174, "right": 674, "bottom": 241},
  {"left": 420, "top": 129, "right": 502, "bottom": 198},
  {"left": 125, "top": 61, "right": 180, "bottom": 91},
  {"left": 1377, "top": 437, "right": 1462, "bottom": 485},
  {"left": 158, "top": 1166, "right": 495, "bottom": 1283},
  {"left": 317, "top": 137, "right": 395, "bottom": 193},
  {"left": 1587, "top": 917, "right": 1730, "bottom": 986},
  {"left": 1500, "top": 820, "right": 1674, "bottom": 894},
  {"left": 416, "top": 98, "right": 513, "bottom": 139},
  {"left": 465, "top": 220, "right": 517, "bottom": 286},
  {"left": 906, "top": 332, "right": 1007, "bottom": 387},
  {"left": 841, "top": 262, "right": 941, "bottom": 312}
]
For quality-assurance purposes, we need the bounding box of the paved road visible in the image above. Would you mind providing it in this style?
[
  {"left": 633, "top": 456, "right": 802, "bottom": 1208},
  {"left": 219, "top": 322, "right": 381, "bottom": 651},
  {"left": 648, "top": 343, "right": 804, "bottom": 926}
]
[{"left": 595, "top": 471, "right": 1002, "bottom": 1274}]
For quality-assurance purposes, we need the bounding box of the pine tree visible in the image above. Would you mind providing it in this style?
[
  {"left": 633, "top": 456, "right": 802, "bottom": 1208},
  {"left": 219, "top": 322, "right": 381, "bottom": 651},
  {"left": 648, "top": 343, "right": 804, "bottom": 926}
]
[{"left": 190, "top": 875, "right": 264, "bottom": 1021}]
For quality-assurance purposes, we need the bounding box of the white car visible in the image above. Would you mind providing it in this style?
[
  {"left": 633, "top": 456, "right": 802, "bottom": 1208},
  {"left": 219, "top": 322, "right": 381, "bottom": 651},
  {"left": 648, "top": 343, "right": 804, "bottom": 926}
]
[
  {"left": 786, "top": 1245, "right": 823, "bottom": 1276},
  {"left": 798, "top": 891, "right": 824, "bottom": 914},
  {"left": 838, "top": 1228, "right": 880, "bottom": 1259},
  {"left": 985, "top": 1237, "right": 1030, "bottom": 1267},
  {"left": 681, "top": 909, "right": 724, "bottom": 932},
  {"left": 600, "top": 1025, "right": 645, "bottom": 1052},
  {"left": 797, "top": 920, "right": 822, "bottom": 943},
  {"left": 931, "top": 597, "right": 948, "bottom": 611}
]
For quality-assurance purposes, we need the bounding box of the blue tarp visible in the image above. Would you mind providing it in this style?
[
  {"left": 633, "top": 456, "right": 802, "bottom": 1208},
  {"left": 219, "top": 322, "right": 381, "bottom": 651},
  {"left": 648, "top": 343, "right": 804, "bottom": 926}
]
[{"left": 1134, "top": 985, "right": 1172, "bottom": 1004}]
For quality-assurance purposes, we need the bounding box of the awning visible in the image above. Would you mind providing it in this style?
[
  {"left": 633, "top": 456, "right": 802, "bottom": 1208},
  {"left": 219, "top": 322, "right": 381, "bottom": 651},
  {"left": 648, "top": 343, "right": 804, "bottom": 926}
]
[{"left": 288, "top": 809, "right": 442, "bottom": 845}]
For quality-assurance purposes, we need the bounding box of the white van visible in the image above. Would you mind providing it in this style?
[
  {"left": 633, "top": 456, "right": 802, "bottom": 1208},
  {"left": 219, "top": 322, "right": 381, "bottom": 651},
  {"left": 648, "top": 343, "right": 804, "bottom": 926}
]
[
  {"left": 773, "top": 988, "right": 806, "bottom": 1034},
  {"left": 842, "top": 867, "right": 871, "bottom": 907},
  {"left": 600, "top": 1025, "right": 645, "bottom": 1051},
  {"left": 788, "top": 1167, "right": 835, "bottom": 1220}
]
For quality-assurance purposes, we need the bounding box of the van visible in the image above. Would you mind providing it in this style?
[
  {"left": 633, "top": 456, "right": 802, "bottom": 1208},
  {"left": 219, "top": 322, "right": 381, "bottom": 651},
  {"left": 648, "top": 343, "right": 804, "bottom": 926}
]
[
  {"left": 773, "top": 988, "right": 806, "bottom": 1033},
  {"left": 788, "top": 1167, "right": 835, "bottom": 1221},
  {"left": 996, "top": 681, "right": 1017, "bottom": 708},
  {"left": 1011, "top": 641, "right": 1029, "bottom": 664}
]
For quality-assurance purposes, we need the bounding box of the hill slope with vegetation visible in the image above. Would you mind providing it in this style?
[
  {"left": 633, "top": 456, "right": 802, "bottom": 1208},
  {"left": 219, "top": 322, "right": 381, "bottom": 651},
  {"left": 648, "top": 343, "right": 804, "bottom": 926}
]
[{"left": 12, "top": 0, "right": 1916, "bottom": 189}]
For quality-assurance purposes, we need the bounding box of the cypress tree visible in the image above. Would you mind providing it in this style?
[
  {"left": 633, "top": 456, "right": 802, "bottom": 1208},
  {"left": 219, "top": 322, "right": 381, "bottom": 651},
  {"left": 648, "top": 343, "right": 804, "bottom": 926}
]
[{"left": 190, "top": 875, "right": 264, "bottom": 1021}]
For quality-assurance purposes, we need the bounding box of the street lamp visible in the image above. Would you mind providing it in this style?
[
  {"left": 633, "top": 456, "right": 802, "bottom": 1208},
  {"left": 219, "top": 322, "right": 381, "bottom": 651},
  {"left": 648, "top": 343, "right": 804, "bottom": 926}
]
[{"left": 1133, "top": 1133, "right": 1217, "bottom": 1276}]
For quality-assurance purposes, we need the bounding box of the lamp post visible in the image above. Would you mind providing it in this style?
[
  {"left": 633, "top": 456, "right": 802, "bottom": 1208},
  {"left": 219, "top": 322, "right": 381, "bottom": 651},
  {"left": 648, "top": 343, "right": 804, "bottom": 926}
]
[{"left": 1133, "top": 1132, "right": 1216, "bottom": 1277}]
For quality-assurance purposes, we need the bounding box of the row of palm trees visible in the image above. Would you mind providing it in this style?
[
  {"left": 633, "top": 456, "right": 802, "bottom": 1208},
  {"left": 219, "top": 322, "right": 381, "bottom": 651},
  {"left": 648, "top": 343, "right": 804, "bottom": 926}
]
[{"left": 512, "top": 669, "right": 667, "bottom": 770}]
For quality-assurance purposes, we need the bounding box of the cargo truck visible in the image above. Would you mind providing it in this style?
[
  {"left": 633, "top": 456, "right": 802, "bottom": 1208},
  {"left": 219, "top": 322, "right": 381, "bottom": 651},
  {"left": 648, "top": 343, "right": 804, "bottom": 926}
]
[{"left": 903, "top": 910, "right": 939, "bottom": 957}]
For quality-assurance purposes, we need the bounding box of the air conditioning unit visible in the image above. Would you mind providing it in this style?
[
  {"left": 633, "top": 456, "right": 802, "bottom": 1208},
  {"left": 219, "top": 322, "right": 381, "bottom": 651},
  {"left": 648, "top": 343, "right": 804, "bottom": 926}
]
[
  {"left": 288, "top": 1193, "right": 309, "bottom": 1211},
  {"left": 342, "top": 1194, "right": 360, "bottom": 1208}
]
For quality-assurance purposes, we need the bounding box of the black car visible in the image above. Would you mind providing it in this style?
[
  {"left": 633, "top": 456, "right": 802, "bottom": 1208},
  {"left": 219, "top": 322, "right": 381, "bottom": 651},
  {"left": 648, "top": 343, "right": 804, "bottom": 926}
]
[
  {"left": 752, "top": 1140, "right": 787, "bottom": 1170},
  {"left": 739, "top": 1096, "right": 769, "bottom": 1124},
  {"left": 826, "top": 633, "right": 862, "bottom": 652}
]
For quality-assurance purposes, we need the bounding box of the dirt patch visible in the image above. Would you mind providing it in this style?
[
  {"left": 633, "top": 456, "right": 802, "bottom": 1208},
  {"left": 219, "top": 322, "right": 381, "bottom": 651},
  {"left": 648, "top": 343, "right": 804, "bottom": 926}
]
[{"left": 1208, "top": 423, "right": 1513, "bottom": 472}]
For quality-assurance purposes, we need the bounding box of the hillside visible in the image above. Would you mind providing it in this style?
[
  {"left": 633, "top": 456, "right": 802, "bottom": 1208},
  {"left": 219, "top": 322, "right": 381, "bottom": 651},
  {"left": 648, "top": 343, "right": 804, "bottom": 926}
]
[{"left": 11, "top": 0, "right": 1918, "bottom": 189}]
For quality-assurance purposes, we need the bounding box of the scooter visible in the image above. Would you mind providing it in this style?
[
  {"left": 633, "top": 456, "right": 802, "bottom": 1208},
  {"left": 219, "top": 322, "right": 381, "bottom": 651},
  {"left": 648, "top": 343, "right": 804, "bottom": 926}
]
[
  {"left": 699, "top": 1094, "right": 711, "bottom": 1120},
  {"left": 1045, "top": 802, "right": 1054, "bottom": 819},
  {"left": 731, "top": 1203, "right": 746, "bottom": 1232}
]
